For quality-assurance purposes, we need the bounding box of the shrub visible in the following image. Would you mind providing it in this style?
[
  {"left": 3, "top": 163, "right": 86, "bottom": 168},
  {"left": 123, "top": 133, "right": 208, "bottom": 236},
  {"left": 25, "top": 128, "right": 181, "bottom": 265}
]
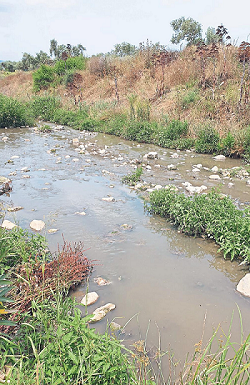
[
  {"left": 195, "top": 125, "right": 220, "bottom": 153},
  {"left": 30, "top": 96, "right": 61, "bottom": 121},
  {"left": 147, "top": 188, "right": 250, "bottom": 261},
  {"left": 220, "top": 132, "right": 235, "bottom": 156},
  {"left": 66, "top": 56, "right": 86, "bottom": 71},
  {"left": 32, "top": 65, "right": 55, "bottom": 92},
  {"left": 156, "top": 120, "right": 188, "bottom": 147},
  {"left": 242, "top": 126, "right": 250, "bottom": 161},
  {"left": 0, "top": 95, "right": 33, "bottom": 128},
  {"left": 123, "top": 120, "right": 156, "bottom": 142},
  {"left": 54, "top": 60, "right": 66, "bottom": 76},
  {"left": 181, "top": 89, "right": 199, "bottom": 109}
]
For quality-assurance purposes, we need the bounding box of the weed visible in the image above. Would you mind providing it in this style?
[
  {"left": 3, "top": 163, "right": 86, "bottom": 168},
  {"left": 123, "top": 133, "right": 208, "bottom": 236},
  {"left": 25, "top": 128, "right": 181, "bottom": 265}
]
[
  {"left": 32, "top": 65, "right": 55, "bottom": 92},
  {"left": 195, "top": 125, "right": 220, "bottom": 153},
  {"left": 122, "top": 166, "right": 143, "bottom": 186},
  {"left": 181, "top": 89, "right": 199, "bottom": 110},
  {"left": 38, "top": 124, "right": 52, "bottom": 133},
  {"left": 0, "top": 95, "right": 33, "bottom": 128},
  {"left": 147, "top": 188, "right": 250, "bottom": 262},
  {"left": 30, "top": 95, "right": 61, "bottom": 121}
]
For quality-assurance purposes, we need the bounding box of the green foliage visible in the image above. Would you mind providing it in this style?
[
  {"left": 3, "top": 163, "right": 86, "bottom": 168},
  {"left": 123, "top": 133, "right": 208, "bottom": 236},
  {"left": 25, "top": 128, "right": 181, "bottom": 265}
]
[
  {"left": 33, "top": 65, "right": 55, "bottom": 92},
  {"left": 30, "top": 96, "right": 61, "bottom": 121},
  {"left": 38, "top": 124, "right": 52, "bottom": 133},
  {"left": 0, "top": 95, "right": 33, "bottom": 128},
  {"left": 220, "top": 132, "right": 235, "bottom": 156},
  {"left": 205, "top": 26, "right": 220, "bottom": 45},
  {"left": 242, "top": 126, "right": 250, "bottom": 162},
  {"left": 0, "top": 274, "right": 15, "bottom": 326},
  {"left": 112, "top": 42, "right": 137, "bottom": 57},
  {"left": 65, "top": 56, "right": 86, "bottom": 71},
  {"left": 1, "top": 297, "right": 135, "bottom": 384},
  {"left": 195, "top": 125, "right": 220, "bottom": 153},
  {"left": 181, "top": 89, "right": 199, "bottom": 109},
  {"left": 0, "top": 227, "right": 47, "bottom": 272},
  {"left": 148, "top": 188, "right": 250, "bottom": 261},
  {"left": 123, "top": 120, "right": 156, "bottom": 143},
  {"left": 122, "top": 166, "right": 143, "bottom": 185},
  {"left": 170, "top": 17, "right": 202, "bottom": 46},
  {"left": 156, "top": 120, "right": 189, "bottom": 147},
  {"left": 54, "top": 60, "right": 66, "bottom": 75}
]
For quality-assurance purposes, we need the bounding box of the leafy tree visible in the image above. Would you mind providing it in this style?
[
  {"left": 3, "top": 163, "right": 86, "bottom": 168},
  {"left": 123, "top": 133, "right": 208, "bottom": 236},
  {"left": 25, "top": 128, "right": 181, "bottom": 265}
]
[
  {"left": 112, "top": 42, "right": 137, "bottom": 57},
  {"left": 170, "top": 17, "right": 202, "bottom": 46},
  {"left": 205, "top": 27, "right": 219, "bottom": 45}
]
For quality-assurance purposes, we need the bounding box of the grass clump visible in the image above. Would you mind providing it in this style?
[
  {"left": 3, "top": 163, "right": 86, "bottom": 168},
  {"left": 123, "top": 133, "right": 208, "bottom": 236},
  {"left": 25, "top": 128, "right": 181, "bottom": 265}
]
[
  {"left": 195, "top": 125, "right": 220, "bottom": 154},
  {"left": 0, "top": 94, "right": 34, "bottom": 128},
  {"left": 122, "top": 166, "right": 143, "bottom": 186},
  {"left": 147, "top": 188, "right": 250, "bottom": 261},
  {"left": 0, "top": 296, "right": 135, "bottom": 385},
  {"left": 0, "top": 227, "right": 47, "bottom": 272},
  {"left": 30, "top": 95, "right": 61, "bottom": 121}
]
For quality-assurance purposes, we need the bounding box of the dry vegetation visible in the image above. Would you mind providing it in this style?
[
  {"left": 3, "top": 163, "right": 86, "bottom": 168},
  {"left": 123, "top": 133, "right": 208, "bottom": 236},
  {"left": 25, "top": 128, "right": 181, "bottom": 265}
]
[{"left": 0, "top": 44, "right": 249, "bottom": 135}]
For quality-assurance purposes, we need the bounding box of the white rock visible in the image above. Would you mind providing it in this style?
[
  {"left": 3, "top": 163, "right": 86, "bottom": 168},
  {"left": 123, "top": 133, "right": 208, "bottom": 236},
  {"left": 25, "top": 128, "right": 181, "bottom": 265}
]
[
  {"left": 167, "top": 164, "right": 177, "bottom": 170},
  {"left": 90, "top": 303, "right": 116, "bottom": 323},
  {"left": 170, "top": 153, "right": 179, "bottom": 159},
  {"left": 7, "top": 206, "right": 23, "bottom": 212},
  {"left": 94, "top": 277, "right": 111, "bottom": 286},
  {"left": 194, "top": 164, "right": 202, "bottom": 169},
  {"left": 209, "top": 175, "right": 221, "bottom": 180},
  {"left": 228, "top": 182, "right": 234, "bottom": 188},
  {"left": 81, "top": 292, "right": 99, "bottom": 306},
  {"left": 154, "top": 185, "right": 163, "bottom": 190},
  {"left": 99, "top": 149, "right": 106, "bottom": 155},
  {"left": 9, "top": 171, "right": 17, "bottom": 176},
  {"left": 48, "top": 228, "right": 58, "bottom": 234},
  {"left": 22, "top": 175, "right": 30, "bottom": 179},
  {"left": 72, "top": 138, "right": 79, "bottom": 145},
  {"left": 183, "top": 182, "right": 207, "bottom": 194},
  {"left": 237, "top": 274, "right": 250, "bottom": 297},
  {"left": 21, "top": 167, "right": 30, "bottom": 172},
  {"left": 211, "top": 166, "right": 219, "bottom": 173},
  {"left": 0, "top": 176, "right": 11, "bottom": 184},
  {"left": 1, "top": 220, "right": 17, "bottom": 230},
  {"left": 72, "top": 158, "right": 79, "bottom": 162},
  {"left": 214, "top": 155, "right": 226, "bottom": 161},
  {"left": 11, "top": 155, "right": 19, "bottom": 159},
  {"left": 145, "top": 152, "right": 158, "bottom": 160},
  {"left": 65, "top": 155, "right": 70, "bottom": 159},
  {"left": 75, "top": 211, "right": 86, "bottom": 216},
  {"left": 146, "top": 165, "right": 151, "bottom": 170},
  {"left": 30, "top": 220, "right": 45, "bottom": 231},
  {"left": 102, "top": 197, "right": 115, "bottom": 202},
  {"left": 110, "top": 322, "right": 121, "bottom": 331},
  {"left": 192, "top": 168, "right": 200, "bottom": 173}
]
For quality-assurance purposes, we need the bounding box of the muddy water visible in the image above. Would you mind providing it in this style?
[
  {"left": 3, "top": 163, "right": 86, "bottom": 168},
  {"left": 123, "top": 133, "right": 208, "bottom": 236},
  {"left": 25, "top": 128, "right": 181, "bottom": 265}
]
[{"left": 1, "top": 126, "right": 250, "bottom": 366}]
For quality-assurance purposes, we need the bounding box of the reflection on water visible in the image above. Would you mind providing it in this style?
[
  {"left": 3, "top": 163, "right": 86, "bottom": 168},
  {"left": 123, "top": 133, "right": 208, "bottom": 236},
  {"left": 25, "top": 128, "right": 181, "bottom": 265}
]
[{"left": 1, "top": 126, "right": 250, "bottom": 366}]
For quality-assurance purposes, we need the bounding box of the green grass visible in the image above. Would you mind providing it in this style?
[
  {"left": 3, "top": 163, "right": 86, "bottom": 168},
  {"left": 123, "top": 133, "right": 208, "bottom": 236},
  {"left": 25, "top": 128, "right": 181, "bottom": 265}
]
[
  {"left": 147, "top": 188, "right": 250, "bottom": 262},
  {"left": 0, "top": 94, "right": 34, "bottom": 128},
  {"left": 122, "top": 166, "right": 143, "bottom": 185}
]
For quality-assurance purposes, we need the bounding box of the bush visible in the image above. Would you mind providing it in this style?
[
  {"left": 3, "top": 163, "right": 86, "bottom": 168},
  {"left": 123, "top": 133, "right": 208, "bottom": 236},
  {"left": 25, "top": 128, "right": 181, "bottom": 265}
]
[
  {"left": 66, "top": 56, "right": 86, "bottom": 71},
  {"left": 123, "top": 120, "right": 156, "bottom": 143},
  {"left": 181, "top": 89, "right": 199, "bottom": 109},
  {"left": 0, "top": 95, "right": 34, "bottom": 128},
  {"left": 156, "top": 120, "right": 189, "bottom": 147},
  {"left": 30, "top": 96, "right": 61, "bottom": 121},
  {"left": 220, "top": 132, "right": 235, "bottom": 156},
  {"left": 32, "top": 65, "right": 55, "bottom": 92},
  {"left": 147, "top": 188, "right": 250, "bottom": 261},
  {"left": 195, "top": 125, "right": 220, "bottom": 153}
]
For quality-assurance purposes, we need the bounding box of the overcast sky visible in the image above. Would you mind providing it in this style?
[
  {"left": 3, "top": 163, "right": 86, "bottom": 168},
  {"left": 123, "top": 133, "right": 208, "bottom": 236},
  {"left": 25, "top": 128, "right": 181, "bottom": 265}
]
[{"left": 1, "top": 0, "right": 250, "bottom": 61}]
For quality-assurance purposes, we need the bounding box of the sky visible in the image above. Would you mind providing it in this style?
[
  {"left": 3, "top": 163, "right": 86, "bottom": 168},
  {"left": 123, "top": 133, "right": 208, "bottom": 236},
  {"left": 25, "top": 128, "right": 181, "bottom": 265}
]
[{"left": 1, "top": 0, "right": 250, "bottom": 61}]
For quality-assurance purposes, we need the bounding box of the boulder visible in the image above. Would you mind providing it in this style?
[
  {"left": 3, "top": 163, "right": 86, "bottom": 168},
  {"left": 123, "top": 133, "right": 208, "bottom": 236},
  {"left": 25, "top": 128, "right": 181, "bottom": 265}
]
[
  {"left": 209, "top": 175, "right": 221, "bottom": 180},
  {"left": 30, "top": 220, "right": 45, "bottom": 231},
  {"left": 89, "top": 303, "right": 116, "bottom": 323},
  {"left": 81, "top": 292, "right": 99, "bottom": 306},
  {"left": 213, "top": 155, "right": 226, "bottom": 161},
  {"left": 237, "top": 274, "right": 250, "bottom": 297},
  {"left": 144, "top": 152, "right": 158, "bottom": 160},
  {"left": 1, "top": 220, "right": 17, "bottom": 230}
]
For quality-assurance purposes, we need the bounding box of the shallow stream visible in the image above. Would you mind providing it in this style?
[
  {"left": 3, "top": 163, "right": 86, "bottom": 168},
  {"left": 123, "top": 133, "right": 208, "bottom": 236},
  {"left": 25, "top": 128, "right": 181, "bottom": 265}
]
[{"left": 1, "top": 125, "right": 250, "bottom": 369}]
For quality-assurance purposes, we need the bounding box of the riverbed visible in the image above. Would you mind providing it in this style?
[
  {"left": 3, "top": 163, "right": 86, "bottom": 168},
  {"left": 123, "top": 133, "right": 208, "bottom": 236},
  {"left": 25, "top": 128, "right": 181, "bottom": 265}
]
[{"left": 1, "top": 125, "right": 250, "bottom": 369}]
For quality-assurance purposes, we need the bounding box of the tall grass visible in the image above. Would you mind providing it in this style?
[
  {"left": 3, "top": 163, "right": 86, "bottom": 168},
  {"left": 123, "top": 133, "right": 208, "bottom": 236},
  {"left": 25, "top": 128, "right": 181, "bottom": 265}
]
[{"left": 0, "top": 94, "right": 34, "bottom": 128}]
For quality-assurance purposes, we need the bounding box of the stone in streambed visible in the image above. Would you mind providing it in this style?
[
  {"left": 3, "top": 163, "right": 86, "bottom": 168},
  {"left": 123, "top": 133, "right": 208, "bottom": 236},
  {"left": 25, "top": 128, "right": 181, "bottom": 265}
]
[
  {"left": 81, "top": 292, "right": 99, "bottom": 306},
  {"left": 94, "top": 277, "right": 111, "bottom": 286},
  {"left": 89, "top": 303, "right": 116, "bottom": 323},
  {"left": 237, "top": 274, "right": 250, "bottom": 297},
  {"left": 7, "top": 206, "right": 23, "bottom": 212},
  {"left": 1, "top": 220, "right": 17, "bottom": 230},
  {"left": 102, "top": 197, "right": 115, "bottom": 202},
  {"left": 30, "top": 220, "right": 45, "bottom": 231}
]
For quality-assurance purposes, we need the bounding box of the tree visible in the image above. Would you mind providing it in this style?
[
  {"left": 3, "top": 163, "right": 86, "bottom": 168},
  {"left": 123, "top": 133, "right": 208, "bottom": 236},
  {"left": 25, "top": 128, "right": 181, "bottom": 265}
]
[
  {"left": 205, "top": 27, "right": 219, "bottom": 45},
  {"left": 50, "top": 39, "right": 58, "bottom": 58},
  {"left": 112, "top": 42, "right": 137, "bottom": 57},
  {"left": 170, "top": 17, "right": 202, "bottom": 47}
]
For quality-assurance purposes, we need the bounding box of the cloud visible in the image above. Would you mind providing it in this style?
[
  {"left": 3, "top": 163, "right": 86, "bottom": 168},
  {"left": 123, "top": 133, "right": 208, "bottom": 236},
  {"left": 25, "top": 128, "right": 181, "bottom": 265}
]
[{"left": 25, "top": 0, "right": 76, "bottom": 8}]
